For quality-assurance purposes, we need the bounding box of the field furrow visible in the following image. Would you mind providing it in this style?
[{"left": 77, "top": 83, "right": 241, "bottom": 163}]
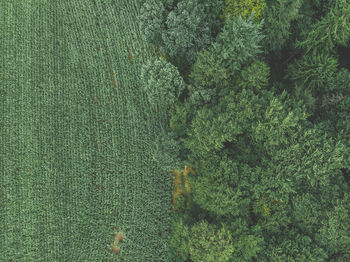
[{"left": 1, "top": 0, "right": 172, "bottom": 261}]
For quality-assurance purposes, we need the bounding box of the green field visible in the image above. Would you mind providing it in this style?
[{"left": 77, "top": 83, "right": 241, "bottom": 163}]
[{"left": 1, "top": 1, "right": 172, "bottom": 261}]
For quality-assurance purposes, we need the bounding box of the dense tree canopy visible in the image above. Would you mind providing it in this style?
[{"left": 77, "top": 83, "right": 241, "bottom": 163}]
[
  {"left": 139, "top": 0, "right": 350, "bottom": 260},
  {"left": 138, "top": 0, "right": 167, "bottom": 46},
  {"left": 140, "top": 57, "right": 186, "bottom": 111},
  {"left": 294, "top": 0, "right": 350, "bottom": 56},
  {"left": 212, "top": 12, "right": 265, "bottom": 74},
  {"left": 261, "top": 0, "right": 303, "bottom": 54},
  {"left": 221, "top": 0, "right": 266, "bottom": 24},
  {"left": 161, "top": 0, "right": 213, "bottom": 66}
]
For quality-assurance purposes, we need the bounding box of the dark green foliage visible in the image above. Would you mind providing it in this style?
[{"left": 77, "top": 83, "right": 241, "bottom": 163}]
[
  {"left": 288, "top": 69, "right": 350, "bottom": 124},
  {"left": 182, "top": 88, "right": 267, "bottom": 155},
  {"left": 180, "top": 87, "right": 308, "bottom": 222},
  {"left": 183, "top": 88, "right": 307, "bottom": 158},
  {"left": 287, "top": 0, "right": 320, "bottom": 51},
  {"left": 151, "top": 128, "right": 183, "bottom": 173},
  {"left": 167, "top": 216, "right": 191, "bottom": 262},
  {"left": 261, "top": 0, "right": 303, "bottom": 54},
  {"left": 161, "top": 0, "right": 176, "bottom": 10},
  {"left": 227, "top": 219, "right": 265, "bottom": 262},
  {"left": 161, "top": 0, "right": 213, "bottom": 66},
  {"left": 261, "top": 230, "right": 328, "bottom": 261},
  {"left": 317, "top": 192, "right": 350, "bottom": 260},
  {"left": 167, "top": 99, "right": 197, "bottom": 140},
  {"left": 187, "top": 220, "right": 235, "bottom": 262},
  {"left": 314, "top": 92, "right": 350, "bottom": 142},
  {"left": 257, "top": 125, "right": 347, "bottom": 201},
  {"left": 159, "top": 1, "right": 350, "bottom": 261},
  {"left": 312, "top": 0, "right": 336, "bottom": 19},
  {"left": 198, "top": 0, "right": 226, "bottom": 38},
  {"left": 189, "top": 46, "right": 230, "bottom": 91},
  {"left": 324, "top": 67, "right": 350, "bottom": 93},
  {"left": 187, "top": 152, "right": 243, "bottom": 217},
  {"left": 187, "top": 45, "right": 230, "bottom": 107},
  {"left": 294, "top": 0, "right": 350, "bottom": 56},
  {"left": 138, "top": 0, "right": 167, "bottom": 46},
  {"left": 302, "top": 68, "right": 350, "bottom": 134},
  {"left": 251, "top": 90, "right": 309, "bottom": 155},
  {"left": 187, "top": 85, "right": 217, "bottom": 108},
  {"left": 212, "top": 12, "right": 265, "bottom": 74},
  {"left": 140, "top": 57, "right": 186, "bottom": 111},
  {"left": 284, "top": 51, "right": 339, "bottom": 93},
  {"left": 254, "top": 125, "right": 349, "bottom": 261},
  {"left": 337, "top": 43, "right": 350, "bottom": 70},
  {"left": 236, "top": 60, "right": 270, "bottom": 92},
  {"left": 291, "top": 83, "right": 318, "bottom": 116}
]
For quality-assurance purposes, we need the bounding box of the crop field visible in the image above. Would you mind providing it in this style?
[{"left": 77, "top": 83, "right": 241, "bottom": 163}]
[{"left": 1, "top": 1, "right": 172, "bottom": 261}]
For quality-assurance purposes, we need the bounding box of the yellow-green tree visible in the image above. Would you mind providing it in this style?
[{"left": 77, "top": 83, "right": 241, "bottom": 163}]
[
  {"left": 172, "top": 165, "right": 196, "bottom": 210},
  {"left": 220, "top": 0, "right": 266, "bottom": 23}
]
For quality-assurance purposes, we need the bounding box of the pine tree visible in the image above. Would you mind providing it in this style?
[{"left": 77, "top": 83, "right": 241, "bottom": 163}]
[
  {"left": 261, "top": 0, "right": 303, "bottom": 53},
  {"left": 212, "top": 12, "right": 265, "bottom": 75},
  {"left": 294, "top": 0, "right": 350, "bottom": 56},
  {"left": 140, "top": 57, "right": 186, "bottom": 112},
  {"left": 161, "top": 0, "right": 213, "bottom": 66},
  {"left": 237, "top": 60, "right": 270, "bottom": 92},
  {"left": 138, "top": 0, "right": 167, "bottom": 47},
  {"left": 284, "top": 50, "right": 339, "bottom": 93},
  {"left": 188, "top": 220, "right": 235, "bottom": 262},
  {"left": 221, "top": 0, "right": 266, "bottom": 24}
]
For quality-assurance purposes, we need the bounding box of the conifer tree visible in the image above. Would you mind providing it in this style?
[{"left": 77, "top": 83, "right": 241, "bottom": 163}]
[
  {"left": 294, "top": 0, "right": 350, "bottom": 56},
  {"left": 161, "top": 0, "right": 213, "bottom": 66},
  {"left": 151, "top": 128, "right": 183, "bottom": 173},
  {"left": 189, "top": 46, "right": 230, "bottom": 91},
  {"left": 237, "top": 60, "right": 270, "bottom": 92},
  {"left": 140, "top": 57, "right": 186, "bottom": 112},
  {"left": 221, "top": 0, "right": 266, "bottom": 24},
  {"left": 212, "top": 12, "right": 265, "bottom": 75},
  {"left": 188, "top": 220, "right": 235, "bottom": 262},
  {"left": 261, "top": 0, "right": 303, "bottom": 53},
  {"left": 284, "top": 50, "right": 339, "bottom": 93},
  {"left": 138, "top": 0, "right": 167, "bottom": 47}
]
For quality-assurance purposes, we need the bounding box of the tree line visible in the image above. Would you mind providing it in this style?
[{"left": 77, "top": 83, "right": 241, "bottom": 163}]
[{"left": 138, "top": 0, "right": 350, "bottom": 261}]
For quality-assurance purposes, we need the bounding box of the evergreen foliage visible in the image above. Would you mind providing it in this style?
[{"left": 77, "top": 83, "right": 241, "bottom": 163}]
[
  {"left": 189, "top": 46, "right": 230, "bottom": 91},
  {"left": 294, "top": 0, "right": 350, "bottom": 56},
  {"left": 138, "top": 0, "right": 167, "bottom": 46},
  {"left": 167, "top": 100, "right": 195, "bottom": 138},
  {"left": 212, "top": 12, "right": 265, "bottom": 74},
  {"left": 227, "top": 219, "right": 264, "bottom": 262},
  {"left": 317, "top": 192, "right": 350, "bottom": 260},
  {"left": 151, "top": 128, "right": 183, "bottom": 173},
  {"left": 221, "top": 0, "right": 266, "bottom": 24},
  {"left": 140, "top": 57, "right": 186, "bottom": 111},
  {"left": 312, "top": 0, "right": 336, "bottom": 19},
  {"left": 261, "top": 0, "right": 303, "bottom": 53},
  {"left": 187, "top": 85, "right": 218, "bottom": 109},
  {"left": 188, "top": 220, "right": 235, "bottom": 262},
  {"left": 324, "top": 67, "right": 350, "bottom": 93},
  {"left": 187, "top": 45, "right": 229, "bottom": 107},
  {"left": 161, "top": 0, "right": 213, "bottom": 66},
  {"left": 167, "top": 216, "right": 191, "bottom": 262},
  {"left": 138, "top": 0, "right": 350, "bottom": 260},
  {"left": 198, "top": 0, "right": 226, "bottom": 38},
  {"left": 284, "top": 51, "right": 339, "bottom": 94},
  {"left": 237, "top": 60, "right": 270, "bottom": 92}
]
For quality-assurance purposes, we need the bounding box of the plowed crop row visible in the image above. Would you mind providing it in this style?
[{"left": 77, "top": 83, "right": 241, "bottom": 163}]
[{"left": 1, "top": 1, "right": 172, "bottom": 261}]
